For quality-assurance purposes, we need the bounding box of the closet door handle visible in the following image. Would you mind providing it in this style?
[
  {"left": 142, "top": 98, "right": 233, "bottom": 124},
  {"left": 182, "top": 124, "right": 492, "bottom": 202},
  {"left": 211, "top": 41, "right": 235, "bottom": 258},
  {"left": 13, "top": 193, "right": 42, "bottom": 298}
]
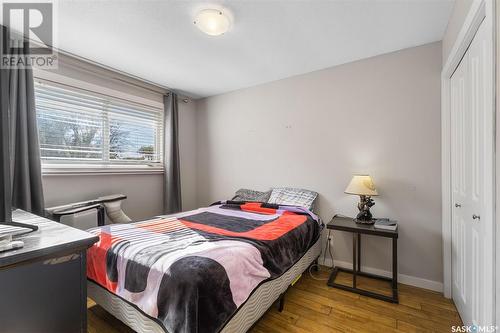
[
  {"left": 455, "top": 203, "right": 462, "bottom": 208},
  {"left": 472, "top": 214, "right": 480, "bottom": 221}
]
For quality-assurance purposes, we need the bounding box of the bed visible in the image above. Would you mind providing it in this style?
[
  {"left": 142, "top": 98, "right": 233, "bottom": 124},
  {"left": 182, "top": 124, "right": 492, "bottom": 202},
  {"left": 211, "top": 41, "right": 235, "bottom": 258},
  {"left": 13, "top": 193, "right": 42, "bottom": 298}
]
[{"left": 86, "top": 201, "right": 322, "bottom": 333}]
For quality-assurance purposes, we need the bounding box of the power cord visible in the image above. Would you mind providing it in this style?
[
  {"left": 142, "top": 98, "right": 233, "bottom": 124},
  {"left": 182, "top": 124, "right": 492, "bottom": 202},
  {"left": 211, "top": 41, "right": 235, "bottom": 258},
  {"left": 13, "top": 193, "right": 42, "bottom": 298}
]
[
  {"left": 308, "top": 213, "right": 350, "bottom": 280},
  {"left": 308, "top": 229, "right": 334, "bottom": 281}
]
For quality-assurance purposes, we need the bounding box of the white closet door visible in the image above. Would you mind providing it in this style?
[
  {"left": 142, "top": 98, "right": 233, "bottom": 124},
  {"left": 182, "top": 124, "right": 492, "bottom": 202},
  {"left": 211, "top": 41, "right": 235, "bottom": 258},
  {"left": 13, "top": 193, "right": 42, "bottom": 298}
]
[
  {"left": 451, "top": 19, "right": 492, "bottom": 326},
  {"left": 451, "top": 48, "right": 472, "bottom": 325},
  {"left": 468, "top": 20, "right": 487, "bottom": 325}
]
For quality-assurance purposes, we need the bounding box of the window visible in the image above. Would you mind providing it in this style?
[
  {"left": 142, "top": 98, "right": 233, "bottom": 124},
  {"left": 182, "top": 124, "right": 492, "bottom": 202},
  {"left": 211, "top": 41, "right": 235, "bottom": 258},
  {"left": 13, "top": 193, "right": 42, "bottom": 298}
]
[{"left": 34, "top": 80, "right": 164, "bottom": 170}]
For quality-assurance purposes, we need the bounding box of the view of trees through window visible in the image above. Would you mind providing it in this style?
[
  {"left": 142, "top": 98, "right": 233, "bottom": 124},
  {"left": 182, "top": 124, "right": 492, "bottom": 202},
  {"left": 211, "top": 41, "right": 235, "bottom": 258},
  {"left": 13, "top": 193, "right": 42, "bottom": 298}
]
[{"left": 35, "top": 81, "right": 162, "bottom": 164}]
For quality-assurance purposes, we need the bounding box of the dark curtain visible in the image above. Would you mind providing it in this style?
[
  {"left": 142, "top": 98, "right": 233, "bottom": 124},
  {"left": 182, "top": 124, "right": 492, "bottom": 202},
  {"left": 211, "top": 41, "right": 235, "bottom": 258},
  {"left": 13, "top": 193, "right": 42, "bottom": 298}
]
[
  {"left": 163, "top": 93, "right": 182, "bottom": 214},
  {"left": 0, "top": 51, "right": 12, "bottom": 222},
  {"left": 0, "top": 31, "right": 45, "bottom": 222}
]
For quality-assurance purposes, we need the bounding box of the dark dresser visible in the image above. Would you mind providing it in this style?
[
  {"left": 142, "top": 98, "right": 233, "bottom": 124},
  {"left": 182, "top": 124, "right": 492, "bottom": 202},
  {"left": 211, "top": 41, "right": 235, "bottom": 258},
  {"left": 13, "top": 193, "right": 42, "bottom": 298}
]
[{"left": 0, "top": 210, "right": 98, "bottom": 333}]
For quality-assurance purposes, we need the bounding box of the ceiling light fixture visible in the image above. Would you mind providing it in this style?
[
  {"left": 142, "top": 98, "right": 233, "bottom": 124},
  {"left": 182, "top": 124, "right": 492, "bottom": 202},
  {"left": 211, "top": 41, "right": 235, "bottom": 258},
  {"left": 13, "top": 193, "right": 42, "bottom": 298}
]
[{"left": 194, "top": 9, "right": 231, "bottom": 36}]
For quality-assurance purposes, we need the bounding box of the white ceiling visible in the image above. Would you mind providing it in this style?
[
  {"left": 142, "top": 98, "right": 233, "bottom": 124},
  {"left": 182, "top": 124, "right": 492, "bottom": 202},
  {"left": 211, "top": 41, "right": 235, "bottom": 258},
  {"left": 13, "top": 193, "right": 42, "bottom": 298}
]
[{"left": 57, "top": 0, "right": 454, "bottom": 98}]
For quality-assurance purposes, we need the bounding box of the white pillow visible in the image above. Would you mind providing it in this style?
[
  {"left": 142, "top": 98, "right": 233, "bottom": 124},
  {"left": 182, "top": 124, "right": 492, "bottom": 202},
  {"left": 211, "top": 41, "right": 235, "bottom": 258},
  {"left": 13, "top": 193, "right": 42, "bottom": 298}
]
[{"left": 267, "top": 187, "right": 318, "bottom": 210}]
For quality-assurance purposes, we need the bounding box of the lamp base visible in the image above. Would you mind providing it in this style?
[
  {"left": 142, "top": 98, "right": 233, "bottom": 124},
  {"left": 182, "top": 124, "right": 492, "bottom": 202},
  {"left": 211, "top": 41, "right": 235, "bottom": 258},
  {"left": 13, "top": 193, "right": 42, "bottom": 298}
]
[
  {"left": 354, "top": 195, "right": 375, "bottom": 224},
  {"left": 354, "top": 218, "right": 375, "bottom": 225}
]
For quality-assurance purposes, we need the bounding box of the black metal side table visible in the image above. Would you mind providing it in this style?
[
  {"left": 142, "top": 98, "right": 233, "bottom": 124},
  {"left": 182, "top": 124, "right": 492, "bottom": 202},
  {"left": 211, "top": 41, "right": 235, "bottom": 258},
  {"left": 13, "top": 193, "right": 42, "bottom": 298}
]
[{"left": 326, "top": 215, "right": 399, "bottom": 303}]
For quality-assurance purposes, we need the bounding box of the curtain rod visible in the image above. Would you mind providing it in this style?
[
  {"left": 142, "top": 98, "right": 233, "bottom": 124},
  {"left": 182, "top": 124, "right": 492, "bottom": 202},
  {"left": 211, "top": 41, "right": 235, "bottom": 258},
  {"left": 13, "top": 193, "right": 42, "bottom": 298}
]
[
  {"left": 4, "top": 27, "right": 191, "bottom": 103},
  {"left": 53, "top": 46, "right": 190, "bottom": 103},
  {"left": 165, "top": 92, "right": 189, "bottom": 103}
]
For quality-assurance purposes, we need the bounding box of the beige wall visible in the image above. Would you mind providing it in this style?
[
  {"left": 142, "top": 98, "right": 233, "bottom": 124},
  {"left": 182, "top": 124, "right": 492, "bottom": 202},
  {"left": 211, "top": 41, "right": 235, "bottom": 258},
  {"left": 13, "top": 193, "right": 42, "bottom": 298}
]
[
  {"left": 42, "top": 100, "right": 198, "bottom": 220},
  {"left": 195, "top": 42, "right": 443, "bottom": 287},
  {"left": 442, "top": 0, "right": 474, "bottom": 63},
  {"left": 43, "top": 174, "right": 163, "bottom": 221}
]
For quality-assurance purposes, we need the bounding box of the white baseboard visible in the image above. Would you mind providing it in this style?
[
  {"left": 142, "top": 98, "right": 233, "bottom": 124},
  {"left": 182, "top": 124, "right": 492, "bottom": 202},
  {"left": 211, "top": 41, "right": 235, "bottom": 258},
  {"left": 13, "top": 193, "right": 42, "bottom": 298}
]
[{"left": 322, "top": 258, "right": 444, "bottom": 293}]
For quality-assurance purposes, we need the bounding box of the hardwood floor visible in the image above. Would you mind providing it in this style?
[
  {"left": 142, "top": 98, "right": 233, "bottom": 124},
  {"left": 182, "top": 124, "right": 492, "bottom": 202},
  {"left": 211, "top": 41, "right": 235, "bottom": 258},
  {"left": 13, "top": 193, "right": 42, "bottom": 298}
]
[{"left": 87, "top": 268, "right": 462, "bottom": 333}]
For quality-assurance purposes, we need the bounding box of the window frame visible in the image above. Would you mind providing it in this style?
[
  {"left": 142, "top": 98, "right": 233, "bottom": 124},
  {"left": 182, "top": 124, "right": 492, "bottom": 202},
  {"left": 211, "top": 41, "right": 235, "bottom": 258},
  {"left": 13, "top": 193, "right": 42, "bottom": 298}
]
[{"left": 34, "top": 73, "right": 165, "bottom": 176}]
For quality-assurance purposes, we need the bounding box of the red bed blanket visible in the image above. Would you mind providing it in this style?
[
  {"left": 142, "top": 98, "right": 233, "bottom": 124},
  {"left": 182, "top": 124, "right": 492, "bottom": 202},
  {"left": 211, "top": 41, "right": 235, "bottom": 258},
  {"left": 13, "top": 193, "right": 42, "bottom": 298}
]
[{"left": 87, "top": 201, "right": 321, "bottom": 333}]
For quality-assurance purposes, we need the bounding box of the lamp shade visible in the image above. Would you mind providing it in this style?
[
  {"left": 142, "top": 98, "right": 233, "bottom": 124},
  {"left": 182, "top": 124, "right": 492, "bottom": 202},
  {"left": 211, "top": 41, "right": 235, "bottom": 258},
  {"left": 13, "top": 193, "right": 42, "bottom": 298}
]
[{"left": 345, "top": 175, "right": 378, "bottom": 196}]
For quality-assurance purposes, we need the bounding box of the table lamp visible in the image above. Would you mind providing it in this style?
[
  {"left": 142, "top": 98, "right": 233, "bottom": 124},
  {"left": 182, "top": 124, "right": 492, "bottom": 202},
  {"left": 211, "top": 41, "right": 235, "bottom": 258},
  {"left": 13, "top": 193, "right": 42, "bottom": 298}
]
[{"left": 345, "top": 175, "right": 378, "bottom": 224}]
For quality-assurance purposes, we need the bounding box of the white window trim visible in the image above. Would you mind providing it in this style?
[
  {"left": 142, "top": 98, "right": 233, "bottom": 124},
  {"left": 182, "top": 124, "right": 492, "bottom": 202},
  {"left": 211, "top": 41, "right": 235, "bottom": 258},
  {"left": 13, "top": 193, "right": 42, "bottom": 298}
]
[
  {"left": 42, "top": 163, "right": 165, "bottom": 176},
  {"left": 34, "top": 70, "right": 166, "bottom": 176}
]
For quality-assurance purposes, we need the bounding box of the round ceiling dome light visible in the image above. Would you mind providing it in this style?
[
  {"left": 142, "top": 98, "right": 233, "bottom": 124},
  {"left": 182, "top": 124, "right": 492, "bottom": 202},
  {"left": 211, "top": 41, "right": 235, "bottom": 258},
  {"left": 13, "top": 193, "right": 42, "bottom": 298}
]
[{"left": 194, "top": 9, "right": 231, "bottom": 36}]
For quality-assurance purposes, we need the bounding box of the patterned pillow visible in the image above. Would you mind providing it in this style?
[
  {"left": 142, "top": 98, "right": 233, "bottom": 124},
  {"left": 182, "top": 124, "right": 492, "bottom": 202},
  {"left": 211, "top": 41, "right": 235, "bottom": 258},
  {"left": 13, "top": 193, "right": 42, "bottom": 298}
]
[
  {"left": 267, "top": 187, "right": 318, "bottom": 210},
  {"left": 232, "top": 188, "right": 272, "bottom": 202}
]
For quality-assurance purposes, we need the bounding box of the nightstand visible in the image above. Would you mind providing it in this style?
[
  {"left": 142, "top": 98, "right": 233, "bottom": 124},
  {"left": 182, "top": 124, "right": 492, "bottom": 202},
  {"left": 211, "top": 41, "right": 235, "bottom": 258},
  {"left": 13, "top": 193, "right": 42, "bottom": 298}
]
[{"left": 326, "top": 215, "right": 398, "bottom": 303}]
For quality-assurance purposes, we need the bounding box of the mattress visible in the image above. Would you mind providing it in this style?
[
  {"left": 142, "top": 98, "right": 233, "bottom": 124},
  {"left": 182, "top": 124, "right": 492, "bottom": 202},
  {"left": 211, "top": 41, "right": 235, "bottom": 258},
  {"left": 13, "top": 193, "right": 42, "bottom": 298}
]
[{"left": 88, "top": 236, "right": 321, "bottom": 333}]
